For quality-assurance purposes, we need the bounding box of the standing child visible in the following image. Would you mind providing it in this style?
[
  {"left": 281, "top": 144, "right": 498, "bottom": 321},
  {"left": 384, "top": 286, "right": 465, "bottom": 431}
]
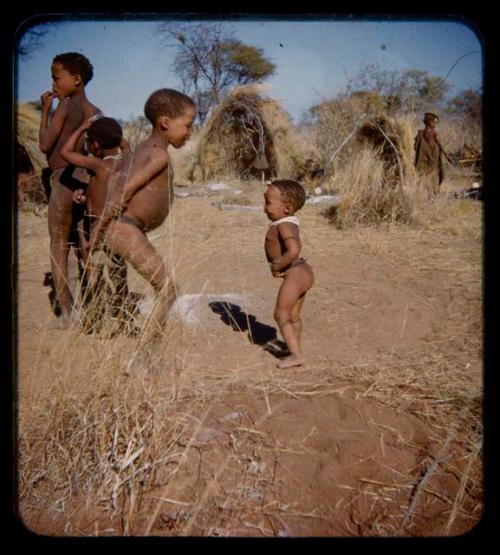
[
  {"left": 60, "top": 116, "right": 130, "bottom": 325},
  {"left": 414, "top": 112, "right": 453, "bottom": 197},
  {"left": 39, "top": 52, "right": 101, "bottom": 327},
  {"left": 264, "top": 180, "right": 314, "bottom": 368},
  {"left": 94, "top": 88, "right": 197, "bottom": 337}
]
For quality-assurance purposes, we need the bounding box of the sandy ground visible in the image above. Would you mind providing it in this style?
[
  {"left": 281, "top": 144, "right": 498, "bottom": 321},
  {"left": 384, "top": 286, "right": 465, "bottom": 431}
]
[{"left": 16, "top": 180, "right": 483, "bottom": 537}]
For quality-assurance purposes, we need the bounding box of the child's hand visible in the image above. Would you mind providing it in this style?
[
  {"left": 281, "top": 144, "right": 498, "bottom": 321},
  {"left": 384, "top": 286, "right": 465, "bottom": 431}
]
[
  {"left": 270, "top": 260, "right": 286, "bottom": 277},
  {"left": 81, "top": 114, "right": 102, "bottom": 131},
  {"left": 120, "top": 138, "right": 131, "bottom": 152},
  {"left": 271, "top": 259, "right": 282, "bottom": 273},
  {"left": 72, "top": 189, "right": 86, "bottom": 205},
  {"left": 40, "top": 91, "right": 56, "bottom": 111}
]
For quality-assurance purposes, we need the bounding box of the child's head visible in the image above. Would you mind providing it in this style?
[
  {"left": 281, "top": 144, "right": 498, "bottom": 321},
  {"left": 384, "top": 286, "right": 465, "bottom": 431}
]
[
  {"left": 86, "top": 117, "right": 123, "bottom": 156},
  {"left": 51, "top": 52, "right": 94, "bottom": 97},
  {"left": 264, "top": 180, "right": 306, "bottom": 221},
  {"left": 144, "top": 88, "right": 197, "bottom": 148},
  {"left": 423, "top": 112, "right": 439, "bottom": 127}
]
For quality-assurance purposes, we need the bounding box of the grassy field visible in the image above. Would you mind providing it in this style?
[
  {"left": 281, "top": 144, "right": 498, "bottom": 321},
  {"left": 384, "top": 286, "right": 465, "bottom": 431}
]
[{"left": 16, "top": 98, "right": 483, "bottom": 536}]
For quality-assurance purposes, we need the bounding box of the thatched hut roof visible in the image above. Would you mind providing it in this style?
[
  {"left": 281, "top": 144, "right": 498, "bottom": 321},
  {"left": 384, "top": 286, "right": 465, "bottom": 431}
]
[
  {"left": 16, "top": 102, "right": 47, "bottom": 174},
  {"left": 190, "top": 85, "right": 305, "bottom": 182},
  {"left": 355, "top": 115, "right": 417, "bottom": 187}
]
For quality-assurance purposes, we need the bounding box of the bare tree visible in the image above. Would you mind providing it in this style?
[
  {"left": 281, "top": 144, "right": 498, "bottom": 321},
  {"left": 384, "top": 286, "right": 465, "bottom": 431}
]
[
  {"left": 155, "top": 22, "right": 275, "bottom": 123},
  {"left": 347, "top": 62, "right": 451, "bottom": 113},
  {"left": 17, "top": 22, "right": 57, "bottom": 59}
]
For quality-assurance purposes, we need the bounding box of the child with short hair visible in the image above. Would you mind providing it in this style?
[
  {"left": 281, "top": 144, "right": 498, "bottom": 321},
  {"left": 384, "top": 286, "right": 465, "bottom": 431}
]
[
  {"left": 95, "top": 88, "right": 197, "bottom": 337},
  {"left": 60, "top": 116, "right": 129, "bottom": 322},
  {"left": 414, "top": 112, "right": 453, "bottom": 196},
  {"left": 264, "top": 180, "right": 315, "bottom": 368},
  {"left": 39, "top": 51, "right": 102, "bottom": 327}
]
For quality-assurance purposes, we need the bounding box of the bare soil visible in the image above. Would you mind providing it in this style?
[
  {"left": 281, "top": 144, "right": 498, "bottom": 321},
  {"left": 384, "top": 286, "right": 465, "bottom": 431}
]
[{"left": 16, "top": 179, "right": 483, "bottom": 537}]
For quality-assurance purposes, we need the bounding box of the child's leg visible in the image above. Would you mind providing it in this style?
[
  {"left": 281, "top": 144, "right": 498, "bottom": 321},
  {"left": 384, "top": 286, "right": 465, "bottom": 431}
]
[
  {"left": 47, "top": 176, "right": 77, "bottom": 324},
  {"left": 290, "top": 294, "right": 306, "bottom": 352},
  {"left": 274, "top": 266, "right": 313, "bottom": 369},
  {"left": 107, "top": 252, "right": 129, "bottom": 316},
  {"left": 103, "top": 221, "right": 175, "bottom": 336},
  {"left": 274, "top": 279, "right": 305, "bottom": 368}
]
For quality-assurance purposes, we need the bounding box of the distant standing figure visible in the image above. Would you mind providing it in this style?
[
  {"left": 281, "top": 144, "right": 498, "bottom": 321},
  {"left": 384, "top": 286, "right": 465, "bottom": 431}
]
[
  {"left": 414, "top": 112, "right": 452, "bottom": 196},
  {"left": 264, "top": 180, "right": 315, "bottom": 369}
]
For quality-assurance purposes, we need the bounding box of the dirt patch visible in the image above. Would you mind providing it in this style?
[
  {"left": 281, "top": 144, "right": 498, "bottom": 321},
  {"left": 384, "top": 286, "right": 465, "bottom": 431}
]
[{"left": 16, "top": 184, "right": 482, "bottom": 537}]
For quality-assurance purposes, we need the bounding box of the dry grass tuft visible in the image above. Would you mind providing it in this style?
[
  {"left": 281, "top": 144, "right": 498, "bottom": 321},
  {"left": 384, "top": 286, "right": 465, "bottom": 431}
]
[
  {"left": 323, "top": 146, "right": 414, "bottom": 228},
  {"left": 16, "top": 102, "right": 47, "bottom": 175}
]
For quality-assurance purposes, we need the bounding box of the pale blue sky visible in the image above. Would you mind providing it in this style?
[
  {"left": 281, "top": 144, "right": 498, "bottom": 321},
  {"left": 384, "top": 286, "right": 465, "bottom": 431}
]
[{"left": 15, "top": 17, "right": 483, "bottom": 123}]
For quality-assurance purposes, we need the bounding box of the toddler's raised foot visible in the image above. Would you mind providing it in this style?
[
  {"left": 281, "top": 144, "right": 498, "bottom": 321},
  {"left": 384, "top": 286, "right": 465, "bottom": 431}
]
[{"left": 277, "top": 354, "right": 305, "bottom": 369}]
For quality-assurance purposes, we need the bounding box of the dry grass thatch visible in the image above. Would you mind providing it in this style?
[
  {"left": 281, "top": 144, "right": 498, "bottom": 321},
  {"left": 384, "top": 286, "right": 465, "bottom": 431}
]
[
  {"left": 189, "top": 85, "right": 305, "bottom": 183},
  {"left": 322, "top": 115, "right": 421, "bottom": 228},
  {"left": 16, "top": 102, "right": 47, "bottom": 175},
  {"left": 355, "top": 115, "right": 417, "bottom": 188}
]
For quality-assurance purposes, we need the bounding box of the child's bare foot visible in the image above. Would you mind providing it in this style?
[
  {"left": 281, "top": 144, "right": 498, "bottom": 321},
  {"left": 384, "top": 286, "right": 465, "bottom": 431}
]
[{"left": 277, "top": 354, "right": 305, "bottom": 369}]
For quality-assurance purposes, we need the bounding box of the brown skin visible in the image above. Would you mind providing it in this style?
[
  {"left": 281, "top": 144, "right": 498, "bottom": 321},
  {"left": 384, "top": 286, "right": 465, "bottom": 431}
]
[
  {"left": 264, "top": 185, "right": 314, "bottom": 368},
  {"left": 39, "top": 62, "right": 101, "bottom": 326},
  {"left": 60, "top": 118, "right": 129, "bottom": 297},
  {"left": 95, "top": 105, "right": 197, "bottom": 337}
]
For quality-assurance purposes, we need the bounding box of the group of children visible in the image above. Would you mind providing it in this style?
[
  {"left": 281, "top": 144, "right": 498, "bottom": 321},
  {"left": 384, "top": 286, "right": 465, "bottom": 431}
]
[
  {"left": 37, "top": 51, "right": 313, "bottom": 368},
  {"left": 35, "top": 51, "right": 451, "bottom": 369}
]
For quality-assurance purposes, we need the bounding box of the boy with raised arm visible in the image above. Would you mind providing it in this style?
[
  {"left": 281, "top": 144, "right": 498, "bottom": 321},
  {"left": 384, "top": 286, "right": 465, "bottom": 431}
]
[
  {"left": 39, "top": 52, "right": 101, "bottom": 327},
  {"left": 94, "top": 88, "right": 197, "bottom": 337},
  {"left": 60, "top": 116, "right": 130, "bottom": 324}
]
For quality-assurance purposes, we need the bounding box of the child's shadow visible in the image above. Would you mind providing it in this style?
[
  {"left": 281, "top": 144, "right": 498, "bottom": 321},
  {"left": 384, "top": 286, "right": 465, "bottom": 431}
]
[{"left": 208, "top": 302, "right": 289, "bottom": 358}]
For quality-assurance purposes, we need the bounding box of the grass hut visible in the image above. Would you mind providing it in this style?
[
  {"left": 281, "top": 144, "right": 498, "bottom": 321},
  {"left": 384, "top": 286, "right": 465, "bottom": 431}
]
[
  {"left": 355, "top": 115, "right": 417, "bottom": 189},
  {"left": 16, "top": 102, "right": 47, "bottom": 174},
  {"left": 190, "top": 85, "right": 305, "bottom": 183},
  {"left": 325, "top": 115, "right": 419, "bottom": 228},
  {"left": 16, "top": 102, "right": 49, "bottom": 206}
]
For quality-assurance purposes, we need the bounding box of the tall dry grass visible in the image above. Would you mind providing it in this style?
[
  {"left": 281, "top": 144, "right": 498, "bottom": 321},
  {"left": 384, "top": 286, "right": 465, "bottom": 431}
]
[
  {"left": 324, "top": 146, "right": 414, "bottom": 227},
  {"left": 17, "top": 184, "right": 483, "bottom": 536},
  {"left": 16, "top": 102, "right": 46, "bottom": 174}
]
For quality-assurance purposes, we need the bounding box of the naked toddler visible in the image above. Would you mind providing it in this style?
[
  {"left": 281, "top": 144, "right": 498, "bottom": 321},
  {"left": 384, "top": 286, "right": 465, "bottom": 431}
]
[{"left": 264, "top": 180, "right": 314, "bottom": 368}]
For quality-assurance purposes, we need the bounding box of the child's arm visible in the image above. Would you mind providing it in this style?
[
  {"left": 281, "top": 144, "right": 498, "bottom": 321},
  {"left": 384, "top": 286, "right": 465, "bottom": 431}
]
[
  {"left": 39, "top": 92, "right": 70, "bottom": 154},
  {"left": 90, "top": 151, "right": 170, "bottom": 247},
  {"left": 270, "top": 223, "right": 302, "bottom": 274},
  {"left": 60, "top": 119, "right": 104, "bottom": 173}
]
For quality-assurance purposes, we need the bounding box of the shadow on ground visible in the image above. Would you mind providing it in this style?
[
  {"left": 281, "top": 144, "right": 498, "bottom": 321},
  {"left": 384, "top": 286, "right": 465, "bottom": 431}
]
[{"left": 209, "top": 301, "right": 288, "bottom": 358}]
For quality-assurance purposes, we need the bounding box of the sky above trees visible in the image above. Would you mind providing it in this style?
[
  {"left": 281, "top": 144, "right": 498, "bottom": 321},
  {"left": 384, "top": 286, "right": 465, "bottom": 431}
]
[{"left": 15, "top": 17, "right": 483, "bottom": 123}]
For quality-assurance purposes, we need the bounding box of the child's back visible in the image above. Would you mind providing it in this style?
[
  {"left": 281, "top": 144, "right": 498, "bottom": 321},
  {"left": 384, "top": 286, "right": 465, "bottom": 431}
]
[{"left": 119, "top": 136, "right": 174, "bottom": 232}]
